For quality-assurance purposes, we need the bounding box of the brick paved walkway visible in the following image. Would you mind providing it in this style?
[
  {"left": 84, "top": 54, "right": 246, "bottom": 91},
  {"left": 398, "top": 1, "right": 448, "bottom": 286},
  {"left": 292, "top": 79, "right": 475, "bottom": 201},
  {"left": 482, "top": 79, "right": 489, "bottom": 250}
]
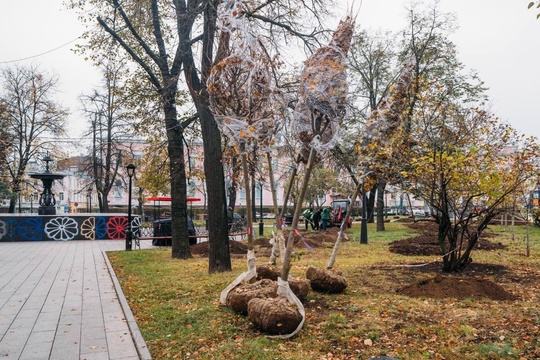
[{"left": 0, "top": 240, "right": 156, "bottom": 360}]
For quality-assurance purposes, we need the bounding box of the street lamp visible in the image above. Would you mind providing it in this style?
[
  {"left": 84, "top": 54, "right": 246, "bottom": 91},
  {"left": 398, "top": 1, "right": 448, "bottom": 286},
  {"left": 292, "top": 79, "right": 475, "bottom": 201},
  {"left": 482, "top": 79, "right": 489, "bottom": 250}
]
[
  {"left": 259, "top": 182, "right": 264, "bottom": 236},
  {"left": 87, "top": 186, "right": 92, "bottom": 213},
  {"left": 125, "top": 164, "right": 136, "bottom": 251}
]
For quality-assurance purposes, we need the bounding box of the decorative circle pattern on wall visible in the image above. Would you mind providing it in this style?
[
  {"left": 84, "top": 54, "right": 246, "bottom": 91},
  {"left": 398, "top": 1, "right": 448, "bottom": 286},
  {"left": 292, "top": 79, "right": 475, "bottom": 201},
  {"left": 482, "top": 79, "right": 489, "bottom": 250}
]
[
  {"left": 81, "top": 217, "right": 108, "bottom": 240},
  {"left": 19, "top": 217, "right": 44, "bottom": 241},
  {"left": 0, "top": 215, "right": 139, "bottom": 242},
  {"left": 44, "top": 217, "right": 80, "bottom": 241},
  {"left": 107, "top": 216, "right": 127, "bottom": 240},
  {"left": 0, "top": 220, "right": 7, "bottom": 241}
]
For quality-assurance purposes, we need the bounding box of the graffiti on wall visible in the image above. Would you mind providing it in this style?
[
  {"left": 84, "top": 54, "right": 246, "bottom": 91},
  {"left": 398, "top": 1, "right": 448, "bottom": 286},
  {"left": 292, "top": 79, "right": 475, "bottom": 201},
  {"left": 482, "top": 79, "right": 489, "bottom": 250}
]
[{"left": 0, "top": 215, "right": 141, "bottom": 241}]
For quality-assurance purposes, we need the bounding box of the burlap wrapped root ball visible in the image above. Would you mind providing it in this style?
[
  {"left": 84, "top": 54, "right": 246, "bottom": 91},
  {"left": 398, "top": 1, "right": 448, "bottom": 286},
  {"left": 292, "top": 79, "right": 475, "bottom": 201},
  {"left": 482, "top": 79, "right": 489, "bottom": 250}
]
[
  {"left": 288, "top": 277, "right": 311, "bottom": 301},
  {"left": 247, "top": 296, "right": 303, "bottom": 335},
  {"left": 306, "top": 266, "right": 348, "bottom": 293},
  {"left": 256, "top": 264, "right": 281, "bottom": 281},
  {"left": 256, "top": 265, "right": 311, "bottom": 301},
  {"left": 226, "top": 279, "right": 277, "bottom": 314}
]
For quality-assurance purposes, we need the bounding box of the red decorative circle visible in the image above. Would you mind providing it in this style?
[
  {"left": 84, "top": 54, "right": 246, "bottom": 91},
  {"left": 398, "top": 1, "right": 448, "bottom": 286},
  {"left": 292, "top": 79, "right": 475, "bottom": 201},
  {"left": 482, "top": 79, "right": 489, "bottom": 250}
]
[{"left": 107, "top": 216, "right": 127, "bottom": 240}]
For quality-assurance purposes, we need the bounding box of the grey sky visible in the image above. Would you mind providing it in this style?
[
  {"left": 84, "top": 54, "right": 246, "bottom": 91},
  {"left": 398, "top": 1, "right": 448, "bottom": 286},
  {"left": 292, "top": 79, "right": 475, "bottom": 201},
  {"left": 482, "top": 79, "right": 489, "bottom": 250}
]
[{"left": 1, "top": 0, "right": 539, "bottom": 143}]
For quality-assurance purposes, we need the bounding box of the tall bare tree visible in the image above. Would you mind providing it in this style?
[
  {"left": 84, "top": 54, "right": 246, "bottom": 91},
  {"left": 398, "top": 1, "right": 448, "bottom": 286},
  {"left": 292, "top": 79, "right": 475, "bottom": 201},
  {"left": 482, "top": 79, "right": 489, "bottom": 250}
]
[
  {"left": 80, "top": 61, "right": 134, "bottom": 213},
  {"left": 0, "top": 65, "right": 68, "bottom": 213},
  {"left": 346, "top": 28, "right": 398, "bottom": 231}
]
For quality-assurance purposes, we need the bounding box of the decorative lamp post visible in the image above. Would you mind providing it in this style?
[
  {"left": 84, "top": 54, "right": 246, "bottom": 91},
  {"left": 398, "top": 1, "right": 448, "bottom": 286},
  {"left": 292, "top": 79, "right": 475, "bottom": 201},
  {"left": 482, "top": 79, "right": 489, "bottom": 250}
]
[
  {"left": 86, "top": 186, "right": 92, "bottom": 213},
  {"left": 259, "top": 182, "right": 264, "bottom": 236},
  {"left": 125, "top": 164, "right": 136, "bottom": 251}
]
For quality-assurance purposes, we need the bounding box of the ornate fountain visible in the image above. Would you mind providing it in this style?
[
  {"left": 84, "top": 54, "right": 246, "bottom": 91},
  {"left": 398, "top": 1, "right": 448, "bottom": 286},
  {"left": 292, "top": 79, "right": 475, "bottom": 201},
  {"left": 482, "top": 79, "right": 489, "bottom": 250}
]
[{"left": 30, "top": 154, "right": 65, "bottom": 215}]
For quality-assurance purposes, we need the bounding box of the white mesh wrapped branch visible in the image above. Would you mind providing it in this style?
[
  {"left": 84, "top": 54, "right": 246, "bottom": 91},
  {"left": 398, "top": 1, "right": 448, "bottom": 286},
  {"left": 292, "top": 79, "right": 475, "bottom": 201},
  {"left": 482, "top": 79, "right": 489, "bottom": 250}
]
[
  {"left": 358, "top": 58, "right": 417, "bottom": 173},
  {"left": 292, "top": 17, "right": 355, "bottom": 152},
  {"left": 208, "top": 55, "right": 279, "bottom": 151},
  {"left": 217, "top": 0, "right": 257, "bottom": 53},
  {"left": 210, "top": 1, "right": 285, "bottom": 152}
]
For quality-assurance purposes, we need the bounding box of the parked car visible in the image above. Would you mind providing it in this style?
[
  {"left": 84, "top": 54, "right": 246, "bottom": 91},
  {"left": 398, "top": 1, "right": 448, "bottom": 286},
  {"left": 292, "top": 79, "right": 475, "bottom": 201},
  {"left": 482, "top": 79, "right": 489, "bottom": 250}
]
[{"left": 152, "top": 216, "right": 196, "bottom": 246}]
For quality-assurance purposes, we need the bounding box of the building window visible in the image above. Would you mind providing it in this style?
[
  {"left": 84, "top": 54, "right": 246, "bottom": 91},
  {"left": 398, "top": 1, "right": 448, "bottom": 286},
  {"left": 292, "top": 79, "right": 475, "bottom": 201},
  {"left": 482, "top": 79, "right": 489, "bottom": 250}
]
[
  {"left": 188, "top": 181, "right": 196, "bottom": 196},
  {"left": 59, "top": 192, "right": 64, "bottom": 201},
  {"left": 114, "top": 180, "right": 123, "bottom": 198},
  {"left": 255, "top": 183, "right": 262, "bottom": 201}
]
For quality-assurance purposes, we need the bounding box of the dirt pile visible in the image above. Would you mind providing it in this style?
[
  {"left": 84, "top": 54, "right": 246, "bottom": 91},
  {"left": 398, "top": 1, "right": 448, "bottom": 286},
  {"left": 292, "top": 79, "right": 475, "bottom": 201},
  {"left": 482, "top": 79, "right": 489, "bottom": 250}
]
[
  {"left": 389, "top": 221, "right": 506, "bottom": 256},
  {"left": 397, "top": 274, "right": 516, "bottom": 301}
]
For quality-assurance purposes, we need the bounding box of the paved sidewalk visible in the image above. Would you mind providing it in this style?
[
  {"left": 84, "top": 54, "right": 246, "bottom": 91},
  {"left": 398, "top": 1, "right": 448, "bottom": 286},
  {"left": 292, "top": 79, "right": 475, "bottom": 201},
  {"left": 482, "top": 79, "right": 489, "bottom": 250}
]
[{"left": 0, "top": 240, "right": 157, "bottom": 360}]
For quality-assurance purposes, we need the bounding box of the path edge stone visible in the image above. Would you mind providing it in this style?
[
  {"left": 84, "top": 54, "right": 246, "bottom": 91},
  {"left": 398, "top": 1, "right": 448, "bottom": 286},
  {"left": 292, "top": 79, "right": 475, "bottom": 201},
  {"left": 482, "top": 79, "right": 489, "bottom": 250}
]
[{"left": 103, "top": 251, "right": 153, "bottom": 360}]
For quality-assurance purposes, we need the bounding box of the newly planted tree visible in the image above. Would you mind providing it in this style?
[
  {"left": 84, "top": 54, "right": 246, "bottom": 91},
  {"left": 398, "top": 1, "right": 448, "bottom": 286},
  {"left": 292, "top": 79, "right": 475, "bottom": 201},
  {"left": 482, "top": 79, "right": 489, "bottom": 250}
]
[
  {"left": 403, "top": 82, "right": 540, "bottom": 272},
  {"left": 208, "top": 1, "right": 285, "bottom": 302},
  {"left": 249, "top": 17, "right": 354, "bottom": 338}
]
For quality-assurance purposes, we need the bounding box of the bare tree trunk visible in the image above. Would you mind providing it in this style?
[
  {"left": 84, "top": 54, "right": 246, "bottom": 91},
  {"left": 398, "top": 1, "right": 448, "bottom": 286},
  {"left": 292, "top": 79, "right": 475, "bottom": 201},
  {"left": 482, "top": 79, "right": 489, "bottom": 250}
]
[
  {"left": 164, "top": 94, "right": 191, "bottom": 259},
  {"left": 241, "top": 152, "right": 254, "bottom": 251},
  {"left": 281, "top": 147, "right": 317, "bottom": 281},
  {"left": 267, "top": 152, "right": 285, "bottom": 265},
  {"left": 280, "top": 162, "right": 298, "bottom": 220},
  {"left": 327, "top": 184, "right": 360, "bottom": 269},
  {"left": 367, "top": 185, "right": 376, "bottom": 223},
  {"left": 197, "top": 106, "right": 231, "bottom": 273}
]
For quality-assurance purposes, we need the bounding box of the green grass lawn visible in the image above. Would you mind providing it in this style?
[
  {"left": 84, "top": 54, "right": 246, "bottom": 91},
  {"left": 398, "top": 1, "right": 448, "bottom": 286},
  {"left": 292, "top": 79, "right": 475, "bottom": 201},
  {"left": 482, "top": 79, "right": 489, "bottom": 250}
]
[{"left": 108, "top": 221, "right": 540, "bottom": 359}]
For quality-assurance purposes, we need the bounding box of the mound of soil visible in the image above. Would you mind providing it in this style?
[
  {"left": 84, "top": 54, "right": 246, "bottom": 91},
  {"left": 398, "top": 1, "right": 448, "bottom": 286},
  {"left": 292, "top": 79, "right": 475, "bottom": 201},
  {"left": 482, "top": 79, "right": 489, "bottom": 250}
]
[
  {"left": 397, "top": 274, "right": 516, "bottom": 301},
  {"left": 191, "top": 239, "right": 248, "bottom": 256},
  {"left": 389, "top": 221, "right": 506, "bottom": 256}
]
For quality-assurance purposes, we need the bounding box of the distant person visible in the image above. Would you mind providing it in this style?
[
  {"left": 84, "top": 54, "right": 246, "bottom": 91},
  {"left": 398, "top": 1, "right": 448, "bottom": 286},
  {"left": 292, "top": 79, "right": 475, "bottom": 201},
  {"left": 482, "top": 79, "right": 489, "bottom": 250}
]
[
  {"left": 302, "top": 208, "right": 313, "bottom": 230},
  {"left": 312, "top": 208, "right": 321, "bottom": 230},
  {"left": 321, "top": 207, "right": 331, "bottom": 230}
]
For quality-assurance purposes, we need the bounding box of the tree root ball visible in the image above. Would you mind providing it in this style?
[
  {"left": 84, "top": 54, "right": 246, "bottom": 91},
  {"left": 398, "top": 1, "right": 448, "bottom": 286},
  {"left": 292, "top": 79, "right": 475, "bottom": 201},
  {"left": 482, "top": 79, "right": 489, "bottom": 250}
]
[
  {"left": 306, "top": 266, "right": 348, "bottom": 293},
  {"left": 256, "top": 264, "right": 281, "bottom": 281},
  {"left": 226, "top": 279, "right": 277, "bottom": 314},
  {"left": 288, "top": 278, "right": 311, "bottom": 301},
  {"left": 247, "top": 297, "right": 303, "bottom": 335},
  {"left": 256, "top": 266, "right": 310, "bottom": 301}
]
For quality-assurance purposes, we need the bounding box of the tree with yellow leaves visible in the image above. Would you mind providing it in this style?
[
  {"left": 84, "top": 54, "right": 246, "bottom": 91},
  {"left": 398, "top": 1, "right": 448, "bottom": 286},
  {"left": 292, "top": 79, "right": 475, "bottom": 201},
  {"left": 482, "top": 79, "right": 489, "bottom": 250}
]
[{"left": 402, "top": 81, "right": 540, "bottom": 272}]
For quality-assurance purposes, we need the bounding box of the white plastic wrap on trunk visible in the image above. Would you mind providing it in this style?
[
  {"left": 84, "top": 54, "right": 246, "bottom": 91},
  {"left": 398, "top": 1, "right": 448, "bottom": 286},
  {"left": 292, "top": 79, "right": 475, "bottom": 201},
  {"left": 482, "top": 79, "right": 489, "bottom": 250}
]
[
  {"left": 268, "top": 230, "right": 286, "bottom": 265},
  {"left": 220, "top": 250, "right": 257, "bottom": 305},
  {"left": 269, "top": 230, "right": 278, "bottom": 265},
  {"left": 267, "top": 277, "right": 306, "bottom": 339}
]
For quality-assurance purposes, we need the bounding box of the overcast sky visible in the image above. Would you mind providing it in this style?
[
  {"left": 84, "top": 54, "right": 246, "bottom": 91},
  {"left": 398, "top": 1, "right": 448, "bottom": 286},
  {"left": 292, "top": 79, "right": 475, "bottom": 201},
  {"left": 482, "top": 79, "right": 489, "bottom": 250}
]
[{"left": 1, "top": 0, "right": 539, "bottom": 147}]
